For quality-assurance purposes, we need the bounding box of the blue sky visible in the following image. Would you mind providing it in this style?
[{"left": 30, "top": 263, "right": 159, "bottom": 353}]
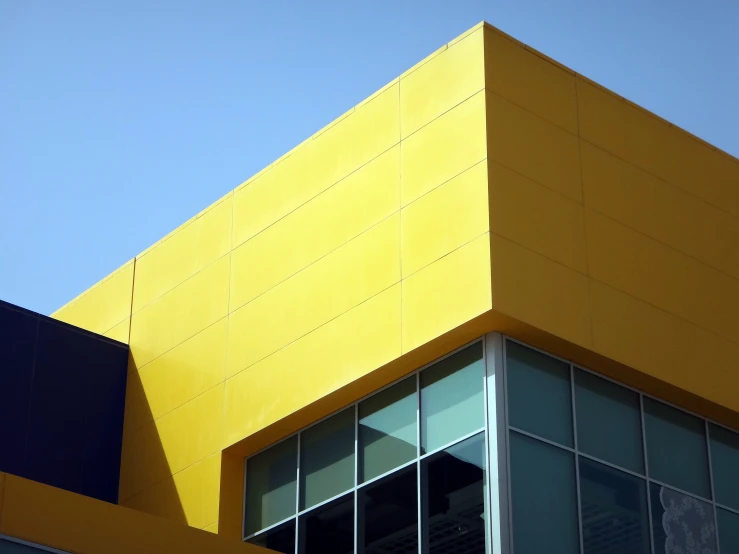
[{"left": 2, "top": 0, "right": 738, "bottom": 315}]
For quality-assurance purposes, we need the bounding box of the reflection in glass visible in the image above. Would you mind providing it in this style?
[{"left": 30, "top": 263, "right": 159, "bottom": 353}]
[
  {"left": 359, "top": 465, "right": 418, "bottom": 554},
  {"left": 423, "top": 433, "right": 487, "bottom": 554},
  {"left": 300, "top": 408, "right": 354, "bottom": 510},
  {"left": 643, "top": 398, "right": 711, "bottom": 499},
  {"left": 421, "top": 343, "right": 484, "bottom": 454},
  {"left": 650, "top": 483, "right": 717, "bottom": 554},
  {"left": 717, "top": 508, "right": 739, "bottom": 554},
  {"left": 709, "top": 423, "right": 739, "bottom": 510},
  {"left": 299, "top": 493, "right": 353, "bottom": 554},
  {"left": 509, "top": 431, "right": 579, "bottom": 554},
  {"left": 245, "top": 435, "right": 297, "bottom": 536},
  {"left": 247, "top": 520, "right": 296, "bottom": 554},
  {"left": 575, "top": 370, "right": 644, "bottom": 474},
  {"left": 507, "top": 341, "right": 573, "bottom": 447},
  {"left": 578, "top": 457, "right": 649, "bottom": 554},
  {"left": 359, "top": 377, "right": 417, "bottom": 483}
]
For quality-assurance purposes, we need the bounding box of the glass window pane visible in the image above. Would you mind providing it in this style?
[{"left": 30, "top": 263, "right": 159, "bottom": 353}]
[
  {"left": 709, "top": 423, "right": 739, "bottom": 510},
  {"left": 359, "top": 377, "right": 417, "bottom": 483},
  {"left": 247, "top": 520, "right": 296, "bottom": 554},
  {"left": 579, "top": 457, "right": 649, "bottom": 554},
  {"left": 359, "top": 464, "right": 418, "bottom": 554},
  {"left": 420, "top": 343, "right": 484, "bottom": 454},
  {"left": 300, "top": 408, "right": 355, "bottom": 510},
  {"left": 649, "top": 483, "right": 717, "bottom": 554},
  {"left": 507, "top": 341, "right": 573, "bottom": 446},
  {"left": 643, "top": 398, "right": 710, "bottom": 499},
  {"left": 575, "top": 370, "right": 644, "bottom": 473},
  {"left": 299, "top": 493, "right": 353, "bottom": 554},
  {"left": 422, "top": 432, "right": 487, "bottom": 554},
  {"left": 717, "top": 508, "right": 739, "bottom": 554},
  {"left": 245, "top": 436, "right": 298, "bottom": 536},
  {"left": 509, "top": 431, "right": 579, "bottom": 554}
]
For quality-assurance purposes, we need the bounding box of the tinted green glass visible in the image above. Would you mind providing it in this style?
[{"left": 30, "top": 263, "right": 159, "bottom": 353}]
[
  {"left": 247, "top": 520, "right": 296, "bottom": 554},
  {"left": 359, "top": 377, "right": 417, "bottom": 483},
  {"left": 420, "top": 343, "right": 484, "bottom": 454},
  {"left": 579, "top": 457, "right": 650, "bottom": 554},
  {"left": 510, "top": 431, "right": 579, "bottom": 554},
  {"left": 643, "top": 398, "right": 710, "bottom": 499},
  {"left": 718, "top": 508, "right": 739, "bottom": 554},
  {"left": 575, "top": 370, "right": 643, "bottom": 473},
  {"left": 709, "top": 423, "right": 739, "bottom": 510},
  {"left": 507, "top": 341, "right": 573, "bottom": 446},
  {"left": 245, "top": 436, "right": 298, "bottom": 536},
  {"left": 300, "top": 408, "right": 354, "bottom": 510}
]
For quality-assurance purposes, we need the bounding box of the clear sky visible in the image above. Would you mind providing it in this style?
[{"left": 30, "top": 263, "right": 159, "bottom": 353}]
[{"left": 2, "top": 0, "right": 738, "bottom": 316}]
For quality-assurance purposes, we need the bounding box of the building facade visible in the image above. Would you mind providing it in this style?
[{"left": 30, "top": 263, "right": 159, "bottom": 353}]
[{"left": 4, "top": 20, "right": 738, "bottom": 554}]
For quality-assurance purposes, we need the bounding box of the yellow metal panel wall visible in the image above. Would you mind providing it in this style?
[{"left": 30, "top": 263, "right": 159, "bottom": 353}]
[
  {"left": 52, "top": 259, "right": 135, "bottom": 335},
  {"left": 122, "top": 453, "right": 221, "bottom": 530},
  {"left": 232, "top": 84, "right": 400, "bottom": 248}
]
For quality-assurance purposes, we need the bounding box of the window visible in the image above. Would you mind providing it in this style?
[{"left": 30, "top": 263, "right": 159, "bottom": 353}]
[
  {"left": 504, "top": 338, "right": 738, "bottom": 554},
  {"left": 244, "top": 342, "right": 486, "bottom": 554},
  {"left": 243, "top": 335, "right": 739, "bottom": 554}
]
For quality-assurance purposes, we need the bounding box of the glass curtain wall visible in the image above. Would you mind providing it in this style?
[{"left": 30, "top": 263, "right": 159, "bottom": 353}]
[
  {"left": 244, "top": 342, "right": 491, "bottom": 554},
  {"left": 504, "top": 338, "right": 739, "bottom": 554},
  {"left": 242, "top": 334, "right": 739, "bottom": 554}
]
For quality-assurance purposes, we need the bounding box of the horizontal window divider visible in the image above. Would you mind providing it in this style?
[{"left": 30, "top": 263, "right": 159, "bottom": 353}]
[
  {"left": 647, "top": 477, "right": 714, "bottom": 505},
  {"left": 576, "top": 451, "right": 646, "bottom": 480},
  {"left": 715, "top": 502, "right": 739, "bottom": 516},
  {"left": 358, "top": 458, "right": 418, "bottom": 490},
  {"left": 508, "top": 426, "right": 576, "bottom": 454},
  {"left": 244, "top": 514, "right": 296, "bottom": 542},
  {"left": 418, "top": 427, "right": 487, "bottom": 461},
  {"left": 297, "top": 490, "right": 354, "bottom": 518}
]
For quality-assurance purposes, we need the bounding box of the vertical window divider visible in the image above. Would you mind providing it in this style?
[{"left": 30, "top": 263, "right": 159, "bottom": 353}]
[
  {"left": 295, "top": 432, "right": 301, "bottom": 554},
  {"left": 354, "top": 403, "right": 359, "bottom": 554},
  {"left": 570, "top": 364, "right": 584, "bottom": 554},
  {"left": 416, "top": 370, "right": 422, "bottom": 554},
  {"left": 640, "top": 394, "right": 656, "bottom": 554},
  {"left": 502, "top": 338, "right": 515, "bottom": 554},
  {"left": 484, "top": 332, "right": 506, "bottom": 554},
  {"left": 706, "top": 420, "right": 721, "bottom": 553}
]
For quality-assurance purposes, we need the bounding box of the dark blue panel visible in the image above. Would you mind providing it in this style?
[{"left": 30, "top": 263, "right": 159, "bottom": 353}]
[
  {"left": 79, "top": 343, "right": 128, "bottom": 503},
  {"left": 24, "top": 320, "right": 90, "bottom": 494},
  {"left": 0, "top": 303, "right": 38, "bottom": 477}
]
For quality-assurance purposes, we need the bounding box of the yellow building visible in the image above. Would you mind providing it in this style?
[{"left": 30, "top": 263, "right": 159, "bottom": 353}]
[{"left": 8, "top": 19, "right": 737, "bottom": 554}]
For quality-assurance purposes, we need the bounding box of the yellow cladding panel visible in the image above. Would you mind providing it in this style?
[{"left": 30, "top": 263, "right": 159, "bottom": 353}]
[
  {"left": 0, "top": 472, "right": 4, "bottom": 515},
  {"left": 577, "top": 79, "right": 739, "bottom": 218},
  {"left": 227, "top": 215, "right": 400, "bottom": 377},
  {"left": 487, "top": 91, "right": 582, "bottom": 203},
  {"left": 120, "top": 384, "right": 223, "bottom": 500},
  {"left": 401, "top": 161, "right": 488, "bottom": 278},
  {"left": 489, "top": 162, "right": 587, "bottom": 274},
  {"left": 0, "top": 473, "right": 266, "bottom": 554},
  {"left": 484, "top": 29, "right": 578, "bottom": 134},
  {"left": 224, "top": 284, "right": 401, "bottom": 447},
  {"left": 230, "top": 146, "right": 400, "bottom": 311},
  {"left": 130, "top": 255, "right": 230, "bottom": 368},
  {"left": 400, "top": 28, "right": 484, "bottom": 138},
  {"left": 581, "top": 141, "right": 739, "bottom": 281},
  {"left": 137, "top": 318, "right": 227, "bottom": 421},
  {"left": 122, "top": 454, "right": 221, "bottom": 530},
  {"left": 585, "top": 210, "right": 739, "bottom": 344},
  {"left": 204, "top": 522, "right": 218, "bottom": 534},
  {"left": 590, "top": 280, "right": 739, "bottom": 415},
  {"left": 52, "top": 260, "right": 134, "bottom": 335},
  {"left": 402, "top": 233, "right": 491, "bottom": 353},
  {"left": 233, "top": 84, "right": 400, "bottom": 247},
  {"left": 133, "top": 196, "right": 232, "bottom": 313},
  {"left": 401, "top": 91, "right": 487, "bottom": 206},
  {"left": 104, "top": 318, "right": 130, "bottom": 343},
  {"left": 490, "top": 234, "right": 592, "bottom": 348}
]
